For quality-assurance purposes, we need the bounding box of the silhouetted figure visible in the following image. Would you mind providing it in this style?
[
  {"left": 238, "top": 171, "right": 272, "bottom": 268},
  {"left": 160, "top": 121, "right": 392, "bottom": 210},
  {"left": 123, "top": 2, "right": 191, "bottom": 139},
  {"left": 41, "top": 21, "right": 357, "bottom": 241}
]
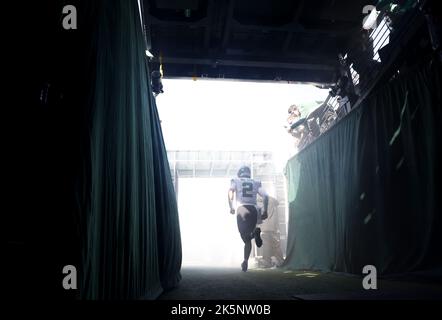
[
  {"left": 228, "top": 166, "right": 269, "bottom": 272},
  {"left": 151, "top": 70, "right": 164, "bottom": 95},
  {"left": 349, "top": 29, "right": 378, "bottom": 93}
]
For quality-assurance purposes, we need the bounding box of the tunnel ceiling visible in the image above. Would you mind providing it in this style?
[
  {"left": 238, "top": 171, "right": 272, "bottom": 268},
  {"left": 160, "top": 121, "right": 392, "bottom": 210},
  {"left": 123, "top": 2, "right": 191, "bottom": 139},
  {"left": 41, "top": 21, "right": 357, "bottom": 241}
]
[{"left": 142, "top": 0, "right": 375, "bottom": 84}]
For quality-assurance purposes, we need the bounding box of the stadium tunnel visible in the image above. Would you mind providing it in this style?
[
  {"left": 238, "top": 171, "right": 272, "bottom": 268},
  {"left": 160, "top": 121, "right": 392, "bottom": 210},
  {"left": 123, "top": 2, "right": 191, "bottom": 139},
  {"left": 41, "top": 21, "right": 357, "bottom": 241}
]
[{"left": 5, "top": 0, "right": 442, "bottom": 300}]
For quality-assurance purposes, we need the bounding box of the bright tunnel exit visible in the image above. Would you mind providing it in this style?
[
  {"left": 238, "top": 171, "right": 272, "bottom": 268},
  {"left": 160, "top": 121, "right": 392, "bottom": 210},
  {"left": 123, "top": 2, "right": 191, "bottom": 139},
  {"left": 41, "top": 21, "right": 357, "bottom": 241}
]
[
  {"left": 178, "top": 177, "right": 243, "bottom": 267},
  {"left": 156, "top": 78, "right": 329, "bottom": 269}
]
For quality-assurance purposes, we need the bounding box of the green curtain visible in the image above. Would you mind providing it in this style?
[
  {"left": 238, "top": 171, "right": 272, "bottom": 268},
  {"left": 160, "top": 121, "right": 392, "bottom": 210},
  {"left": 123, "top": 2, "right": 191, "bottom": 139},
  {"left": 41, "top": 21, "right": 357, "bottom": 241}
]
[
  {"left": 149, "top": 91, "right": 182, "bottom": 292},
  {"left": 284, "top": 60, "right": 442, "bottom": 275},
  {"left": 80, "top": 0, "right": 181, "bottom": 299}
]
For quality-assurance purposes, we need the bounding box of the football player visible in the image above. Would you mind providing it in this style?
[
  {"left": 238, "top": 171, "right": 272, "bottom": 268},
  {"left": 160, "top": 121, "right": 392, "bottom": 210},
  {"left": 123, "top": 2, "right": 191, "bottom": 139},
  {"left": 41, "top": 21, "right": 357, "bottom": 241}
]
[{"left": 228, "top": 166, "right": 269, "bottom": 272}]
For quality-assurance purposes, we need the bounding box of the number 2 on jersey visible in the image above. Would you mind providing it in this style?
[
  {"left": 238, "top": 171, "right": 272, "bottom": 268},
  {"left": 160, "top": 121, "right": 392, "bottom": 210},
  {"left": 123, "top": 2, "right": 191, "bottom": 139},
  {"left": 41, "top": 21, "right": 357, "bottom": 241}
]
[{"left": 242, "top": 182, "right": 254, "bottom": 198}]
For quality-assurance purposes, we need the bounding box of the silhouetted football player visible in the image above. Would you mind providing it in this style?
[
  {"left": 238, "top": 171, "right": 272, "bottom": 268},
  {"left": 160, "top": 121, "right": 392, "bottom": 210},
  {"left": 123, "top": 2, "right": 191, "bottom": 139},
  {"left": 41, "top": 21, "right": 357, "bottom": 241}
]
[{"left": 228, "top": 166, "right": 269, "bottom": 271}]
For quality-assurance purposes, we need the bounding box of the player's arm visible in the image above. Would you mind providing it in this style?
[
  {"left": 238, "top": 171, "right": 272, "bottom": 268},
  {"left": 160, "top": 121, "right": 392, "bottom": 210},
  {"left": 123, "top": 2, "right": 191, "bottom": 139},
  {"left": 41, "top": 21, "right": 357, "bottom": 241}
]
[
  {"left": 258, "top": 184, "right": 269, "bottom": 220},
  {"left": 228, "top": 180, "right": 236, "bottom": 214}
]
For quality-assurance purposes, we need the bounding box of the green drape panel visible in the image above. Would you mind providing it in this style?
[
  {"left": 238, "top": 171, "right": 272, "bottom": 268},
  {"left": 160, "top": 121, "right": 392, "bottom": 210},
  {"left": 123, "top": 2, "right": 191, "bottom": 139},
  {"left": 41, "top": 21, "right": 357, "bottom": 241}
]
[
  {"left": 284, "top": 60, "right": 442, "bottom": 274},
  {"left": 81, "top": 0, "right": 181, "bottom": 299},
  {"left": 148, "top": 88, "right": 182, "bottom": 291}
]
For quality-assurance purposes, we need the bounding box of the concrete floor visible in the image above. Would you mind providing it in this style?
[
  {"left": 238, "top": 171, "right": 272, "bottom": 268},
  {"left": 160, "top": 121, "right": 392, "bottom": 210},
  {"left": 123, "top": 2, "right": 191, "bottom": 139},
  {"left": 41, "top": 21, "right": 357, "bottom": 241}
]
[{"left": 159, "top": 267, "right": 442, "bottom": 300}]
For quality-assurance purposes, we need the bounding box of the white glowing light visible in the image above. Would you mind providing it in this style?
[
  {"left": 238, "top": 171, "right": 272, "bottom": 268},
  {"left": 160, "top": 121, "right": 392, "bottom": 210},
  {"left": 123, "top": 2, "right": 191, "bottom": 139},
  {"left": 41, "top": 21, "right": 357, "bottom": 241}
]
[
  {"left": 178, "top": 178, "right": 243, "bottom": 267},
  {"left": 145, "top": 50, "right": 154, "bottom": 58},
  {"left": 156, "top": 79, "right": 329, "bottom": 166}
]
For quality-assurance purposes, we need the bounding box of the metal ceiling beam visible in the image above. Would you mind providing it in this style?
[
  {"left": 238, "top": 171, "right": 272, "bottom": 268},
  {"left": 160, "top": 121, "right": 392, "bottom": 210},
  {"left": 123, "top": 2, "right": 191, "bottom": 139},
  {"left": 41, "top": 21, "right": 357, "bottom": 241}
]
[
  {"left": 146, "top": 13, "right": 351, "bottom": 38},
  {"left": 224, "top": 48, "right": 337, "bottom": 65},
  {"left": 154, "top": 56, "right": 335, "bottom": 71},
  {"left": 232, "top": 21, "right": 349, "bottom": 37}
]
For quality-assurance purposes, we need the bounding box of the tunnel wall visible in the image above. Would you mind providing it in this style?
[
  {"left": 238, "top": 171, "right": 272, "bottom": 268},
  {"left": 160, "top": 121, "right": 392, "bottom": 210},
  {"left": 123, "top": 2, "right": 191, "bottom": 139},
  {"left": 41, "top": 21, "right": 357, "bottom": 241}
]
[
  {"left": 7, "top": 0, "right": 181, "bottom": 299},
  {"left": 284, "top": 60, "right": 442, "bottom": 275},
  {"left": 81, "top": 0, "right": 182, "bottom": 299}
]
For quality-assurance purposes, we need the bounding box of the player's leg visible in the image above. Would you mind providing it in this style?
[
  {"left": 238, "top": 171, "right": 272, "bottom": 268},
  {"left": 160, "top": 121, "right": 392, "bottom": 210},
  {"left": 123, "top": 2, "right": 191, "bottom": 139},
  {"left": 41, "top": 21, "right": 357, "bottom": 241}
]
[
  {"left": 249, "top": 206, "right": 263, "bottom": 247},
  {"left": 237, "top": 206, "right": 258, "bottom": 271},
  {"left": 240, "top": 233, "right": 252, "bottom": 272},
  {"left": 237, "top": 208, "right": 251, "bottom": 271},
  {"left": 254, "top": 227, "right": 263, "bottom": 248}
]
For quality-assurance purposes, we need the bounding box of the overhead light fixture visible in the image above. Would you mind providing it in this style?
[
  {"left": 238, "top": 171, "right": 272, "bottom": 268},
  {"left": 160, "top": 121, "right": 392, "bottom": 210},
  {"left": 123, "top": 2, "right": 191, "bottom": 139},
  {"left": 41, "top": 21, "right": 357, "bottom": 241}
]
[{"left": 363, "top": 8, "right": 380, "bottom": 30}]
